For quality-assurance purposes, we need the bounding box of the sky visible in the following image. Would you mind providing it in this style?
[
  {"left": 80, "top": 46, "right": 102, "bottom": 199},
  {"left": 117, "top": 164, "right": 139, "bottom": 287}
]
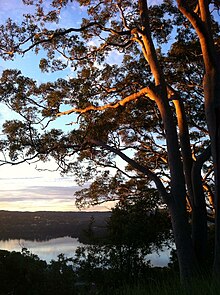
[{"left": 0, "top": 0, "right": 121, "bottom": 212}]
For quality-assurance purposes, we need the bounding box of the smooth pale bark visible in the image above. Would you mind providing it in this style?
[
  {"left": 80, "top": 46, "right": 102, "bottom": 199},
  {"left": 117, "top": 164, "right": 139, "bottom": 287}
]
[
  {"left": 173, "top": 97, "right": 194, "bottom": 206},
  {"left": 205, "top": 71, "right": 220, "bottom": 275},
  {"left": 146, "top": 96, "right": 197, "bottom": 280},
  {"left": 200, "top": 57, "right": 220, "bottom": 276},
  {"left": 80, "top": 0, "right": 210, "bottom": 282},
  {"left": 177, "top": 0, "right": 220, "bottom": 276},
  {"left": 173, "top": 94, "right": 208, "bottom": 270},
  {"left": 138, "top": 0, "right": 197, "bottom": 281},
  {"left": 191, "top": 161, "right": 208, "bottom": 268}
]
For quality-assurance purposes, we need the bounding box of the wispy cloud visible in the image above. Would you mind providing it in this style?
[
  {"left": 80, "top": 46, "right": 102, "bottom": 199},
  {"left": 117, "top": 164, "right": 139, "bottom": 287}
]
[
  {"left": 0, "top": 183, "right": 79, "bottom": 211},
  {"left": 0, "top": 161, "right": 114, "bottom": 212}
]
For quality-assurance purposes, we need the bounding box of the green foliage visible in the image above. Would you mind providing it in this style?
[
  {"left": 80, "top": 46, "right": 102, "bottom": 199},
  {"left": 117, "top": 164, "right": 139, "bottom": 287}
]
[
  {"left": 46, "top": 254, "right": 76, "bottom": 295},
  {"left": 0, "top": 1, "right": 216, "bottom": 199},
  {"left": 0, "top": 206, "right": 213, "bottom": 295},
  {"left": 1, "top": 245, "right": 220, "bottom": 295}
]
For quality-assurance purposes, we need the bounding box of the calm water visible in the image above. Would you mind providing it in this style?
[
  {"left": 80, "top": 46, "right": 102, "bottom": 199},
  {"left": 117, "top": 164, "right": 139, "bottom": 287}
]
[
  {"left": 0, "top": 236, "right": 171, "bottom": 266},
  {"left": 0, "top": 236, "right": 83, "bottom": 262}
]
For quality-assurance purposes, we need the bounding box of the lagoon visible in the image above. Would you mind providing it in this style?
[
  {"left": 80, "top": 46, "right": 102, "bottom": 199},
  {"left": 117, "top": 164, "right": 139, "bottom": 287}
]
[{"left": 0, "top": 236, "right": 171, "bottom": 266}]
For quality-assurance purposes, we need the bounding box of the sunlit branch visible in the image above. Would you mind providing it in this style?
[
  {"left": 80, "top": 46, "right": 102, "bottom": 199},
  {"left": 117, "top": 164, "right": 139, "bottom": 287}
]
[
  {"left": 202, "top": 165, "right": 214, "bottom": 182},
  {"left": 203, "top": 182, "right": 215, "bottom": 211},
  {"left": 177, "top": 0, "right": 217, "bottom": 71},
  {"left": 56, "top": 86, "right": 157, "bottom": 116},
  {"left": 138, "top": 0, "right": 166, "bottom": 87},
  {"left": 91, "top": 156, "right": 144, "bottom": 180},
  {"left": 194, "top": 144, "right": 211, "bottom": 169}
]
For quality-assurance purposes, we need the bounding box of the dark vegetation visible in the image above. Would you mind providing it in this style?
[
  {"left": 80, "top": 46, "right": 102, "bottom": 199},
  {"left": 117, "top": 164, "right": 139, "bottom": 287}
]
[
  {"left": 0, "top": 249, "right": 77, "bottom": 295},
  {"left": 0, "top": 203, "right": 216, "bottom": 295},
  {"left": 0, "top": 201, "right": 175, "bottom": 295}
]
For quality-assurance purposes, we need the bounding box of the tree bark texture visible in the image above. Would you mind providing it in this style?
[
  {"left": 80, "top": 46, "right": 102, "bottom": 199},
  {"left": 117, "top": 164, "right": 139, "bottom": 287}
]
[
  {"left": 138, "top": 0, "right": 198, "bottom": 281},
  {"left": 177, "top": 0, "right": 220, "bottom": 276}
]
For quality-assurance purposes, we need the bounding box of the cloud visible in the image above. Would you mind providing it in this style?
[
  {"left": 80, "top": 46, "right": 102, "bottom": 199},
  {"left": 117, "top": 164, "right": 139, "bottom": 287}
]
[
  {"left": 0, "top": 176, "right": 114, "bottom": 212},
  {"left": 0, "top": 165, "right": 112, "bottom": 212},
  {"left": 59, "top": 2, "right": 86, "bottom": 27},
  {"left": 106, "top": 50, "right": 123, "bottom": 66},
  {"left": 12, "top": 185, "right": 80, "bottom": 198},
  {"left": 0, "top": 160, "right": 81, "bottom": 211},
  {"left": 0, "top": 1, "right": 128, "bottom": 213}
]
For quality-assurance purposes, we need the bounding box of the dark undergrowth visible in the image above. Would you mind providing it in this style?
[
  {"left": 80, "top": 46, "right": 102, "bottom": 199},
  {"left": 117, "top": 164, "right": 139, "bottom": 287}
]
[{"left": 0, "top": 248, "right": 219, "bottom": 295}]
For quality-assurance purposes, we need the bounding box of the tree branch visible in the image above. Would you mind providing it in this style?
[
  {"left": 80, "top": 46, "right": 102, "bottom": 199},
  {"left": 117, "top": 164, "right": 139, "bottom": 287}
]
[
  {"left": 137, "top": 0, "right": 166, "bottom": 87},
  {"left": 88, "top": 138, "right": 170, "bottom": 205},
  {"left": 0, "top": 153, "right": 40, "bottom": 166},
  {"left": 177, "top": 0, "right": 217, "bottom": 71},
  {"left": 56, "top": 86, "right": 157, "bottom": 116}
]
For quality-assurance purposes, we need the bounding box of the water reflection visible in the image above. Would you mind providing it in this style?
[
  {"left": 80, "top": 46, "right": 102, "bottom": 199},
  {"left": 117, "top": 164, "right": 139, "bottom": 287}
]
[
  {"left": 0, "top": 237, "right": 171, "bottom": 266},
  {"left": 0, "top": 236, "right": 83, "bottom": 262}
]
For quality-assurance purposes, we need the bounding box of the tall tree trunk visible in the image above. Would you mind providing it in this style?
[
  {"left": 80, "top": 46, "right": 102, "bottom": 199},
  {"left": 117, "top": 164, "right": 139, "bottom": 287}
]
[
  {"left": 154, "top": 96, "right": 198, "bottom": 281},
  {"left": 204, "top": 71, "right": 220, "bottom": 275},
  {"left": 138, "top": 0, "right": 197, "bottom": 282},
  {"left": 177, "top": 0, "right": 220, "bottom": 277},
  {"left": 173, "top": 94, "right": 208, "bottom": 270},
  {"left": 91, "top": 137, "right": 197, "bottom": 281},
  {"left": 203, "top": 70, "right": 220, "bottom": 275},
  {"left": 191, "top": 146, "right": 211, "bottom": 270},
  {"left": 191, "top": 164, "right": 207, "bottom": 269},
  {"left": 169, "top": 201, "right": 197, "bottom": 282}
]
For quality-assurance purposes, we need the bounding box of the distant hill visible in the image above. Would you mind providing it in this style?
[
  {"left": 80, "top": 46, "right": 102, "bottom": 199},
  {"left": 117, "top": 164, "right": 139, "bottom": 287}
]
[{"left": 0, "top": 210, "right": 111, "bottom": 243}]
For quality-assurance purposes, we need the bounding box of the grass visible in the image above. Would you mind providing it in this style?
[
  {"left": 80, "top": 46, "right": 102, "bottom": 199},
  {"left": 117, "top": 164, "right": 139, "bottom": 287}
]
[{"left": 109, "top": 277, "right": 220, "bottom": 295}]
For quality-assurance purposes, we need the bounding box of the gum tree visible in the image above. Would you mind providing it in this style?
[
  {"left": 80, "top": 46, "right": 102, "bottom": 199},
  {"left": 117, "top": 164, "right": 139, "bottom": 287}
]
[{"left": 0, "top": 0, "right": 219, "bottom": 282}]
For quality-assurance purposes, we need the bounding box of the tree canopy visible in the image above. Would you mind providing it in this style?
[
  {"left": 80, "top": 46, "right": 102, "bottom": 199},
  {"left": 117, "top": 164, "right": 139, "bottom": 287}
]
[{"left": 0, "top": 0, "right": 220, "bottom": 283}]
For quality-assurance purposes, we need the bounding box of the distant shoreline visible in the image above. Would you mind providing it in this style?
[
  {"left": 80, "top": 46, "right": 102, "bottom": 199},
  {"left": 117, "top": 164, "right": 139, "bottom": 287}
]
[{"left": 0, "top": 210, "right": 111, "bottom": 243}]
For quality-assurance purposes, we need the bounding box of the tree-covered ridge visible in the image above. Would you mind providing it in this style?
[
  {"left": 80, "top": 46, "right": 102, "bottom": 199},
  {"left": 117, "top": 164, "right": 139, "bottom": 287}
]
[
  {"left": 0, "top": 210, "right": 110, "bottom": 242},
  {"left": 0, "top": 0, "right": 220, "bottom": 283}
]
